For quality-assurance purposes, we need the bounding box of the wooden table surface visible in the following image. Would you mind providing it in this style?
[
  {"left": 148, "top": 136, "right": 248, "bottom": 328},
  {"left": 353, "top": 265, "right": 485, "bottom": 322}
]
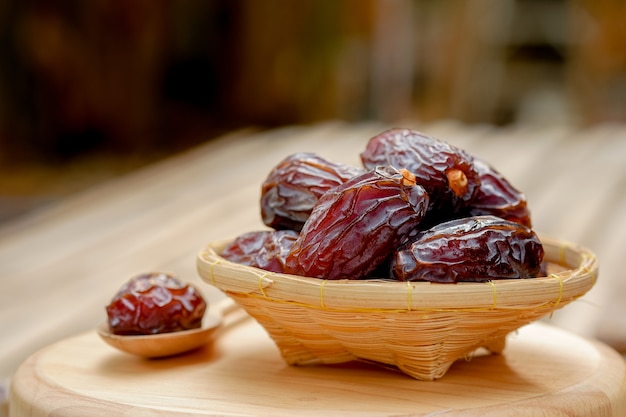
[
  {"left": 9, "top": 320, "right": 626, "bottom": 416},
  {"left": 1, "top": 120, "right": 626, "bottom": 412}
]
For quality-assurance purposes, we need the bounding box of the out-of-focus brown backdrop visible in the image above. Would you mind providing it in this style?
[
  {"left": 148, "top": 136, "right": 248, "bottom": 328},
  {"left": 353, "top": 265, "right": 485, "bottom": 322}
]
[{"left": 1, "top": 0, "right": 625, "bottom": 222}]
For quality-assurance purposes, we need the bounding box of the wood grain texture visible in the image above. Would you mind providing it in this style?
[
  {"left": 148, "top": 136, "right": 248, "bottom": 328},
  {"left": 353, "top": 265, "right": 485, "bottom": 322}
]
[{"left": 9, "top": 319, "right": 626, "bottom": 416}]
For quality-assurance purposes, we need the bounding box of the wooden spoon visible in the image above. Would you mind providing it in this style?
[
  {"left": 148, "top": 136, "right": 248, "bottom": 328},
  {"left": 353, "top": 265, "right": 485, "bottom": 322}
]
[{"left": 97, "top": 297, "right": 244, "bottom": 358}]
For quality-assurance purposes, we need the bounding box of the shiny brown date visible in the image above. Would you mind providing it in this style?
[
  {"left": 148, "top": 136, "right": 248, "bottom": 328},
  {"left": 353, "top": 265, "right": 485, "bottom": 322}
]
[
  {"left": 106, "top": 273, "right": 207, "bottom": 335},
  {"left": 221, "top": 230, "right": 299, "bottom": 273},
  {"left": 391, "top": 215, "right": 544, "bottom": 283},
  {"left": 467, "top": 158, "right": 532, "bottom": 227},
  {"left": 285, "top": 166, "right": 429, "bottom": 280},
  {"left": 360, "top": 128, "right": 480, "bottom": 216},
  {"left": 261, "top": 152, "right": 364, "bottom": 231}
]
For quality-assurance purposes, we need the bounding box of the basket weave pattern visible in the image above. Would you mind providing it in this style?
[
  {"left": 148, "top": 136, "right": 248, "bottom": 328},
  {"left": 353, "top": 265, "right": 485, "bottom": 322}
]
[{"left": 197, "top": 236, "right": 597, "bottom": 380}]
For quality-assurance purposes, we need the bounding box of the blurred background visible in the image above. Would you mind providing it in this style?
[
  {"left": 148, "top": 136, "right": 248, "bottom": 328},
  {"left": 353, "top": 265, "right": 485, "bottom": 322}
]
[{"left": 1, "top": 0, "right": 625, "bottom": 224}]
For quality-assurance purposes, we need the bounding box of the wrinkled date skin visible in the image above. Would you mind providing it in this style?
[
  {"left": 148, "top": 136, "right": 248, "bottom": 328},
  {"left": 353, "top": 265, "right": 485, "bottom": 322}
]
[
  {"left": 391, "top": 215, "right": 544, "bottom": 283},
  {"left": 106, "top": 273, "right": 207, "bottom": 335},
  {"left": 220, "top": 231, "right": 269, "bottom": 266},
  {"left": 466, "top": 158, "right": 532, "bottom": 227},
  {"left": 221, "top": 230, "right": 299, "bottom": 273},
  {"left": 261, "top": 152, "right": 364, "bottom": 231},
  {"left": 285, "top": 166, "right": 429, "bottom": 280},
  {"left": 360, "top": 128, "right": 480, "bottom": 217}
]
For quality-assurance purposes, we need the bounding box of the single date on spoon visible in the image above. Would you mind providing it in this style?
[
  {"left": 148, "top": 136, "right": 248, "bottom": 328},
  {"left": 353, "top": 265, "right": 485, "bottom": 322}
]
[
  {"left": 98, "top": 296, "right": 242, "bottom": 358},
  {"left": 100, "top": 273, "right": 247, "bottom": 357},
  {"left": 106, "top": 272, "right": 206, "bottom": 335}
]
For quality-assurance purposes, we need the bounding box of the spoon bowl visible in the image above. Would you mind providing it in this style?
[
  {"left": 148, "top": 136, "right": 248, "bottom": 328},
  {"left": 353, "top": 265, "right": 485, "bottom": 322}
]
[{"left": 97, "top": 297, "right": 241, "bottom": 358}]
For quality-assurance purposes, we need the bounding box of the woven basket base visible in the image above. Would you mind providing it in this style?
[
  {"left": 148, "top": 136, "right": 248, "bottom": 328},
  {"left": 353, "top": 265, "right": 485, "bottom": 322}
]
[{"left": 227, "top": 293, "right": 558, "bottom": 380}]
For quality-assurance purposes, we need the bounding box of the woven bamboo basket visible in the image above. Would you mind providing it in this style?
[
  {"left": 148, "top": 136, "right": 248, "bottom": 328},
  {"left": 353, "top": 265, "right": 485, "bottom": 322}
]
[{"left": 196, "top": 236, "right": 597, "bottom": 380}]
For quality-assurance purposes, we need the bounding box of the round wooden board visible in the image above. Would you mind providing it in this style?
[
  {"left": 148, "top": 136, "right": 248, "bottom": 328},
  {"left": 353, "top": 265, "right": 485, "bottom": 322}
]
[{"left": 10, "top": 316, "right": 626, "bottom": 417}]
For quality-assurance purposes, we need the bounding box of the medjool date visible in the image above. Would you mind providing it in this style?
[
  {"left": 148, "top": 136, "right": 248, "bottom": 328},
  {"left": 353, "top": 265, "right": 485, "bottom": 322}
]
[
  {"left": 221, "top": 230, "right": 299, "bottom": 273},
  {"left": 220, "top": 231, "right": 270, "bottom": 266},
  {"left": 360, "top": 128, "right": 480, "bottom": 217},
  {"left": 106, "top": 273, "right": 206, "bottom": 335},
  {"left": 391, "top": 215, "right": 543, "bottom": 283},
  {"left": 467, "top": 158, "right": 532, "bottom": 227},
  {"left": 285, "top": 166, "right": 429, "bottom": 280},
  {"left": 261, "top": 152, "right": 364, "bottom": 231}
]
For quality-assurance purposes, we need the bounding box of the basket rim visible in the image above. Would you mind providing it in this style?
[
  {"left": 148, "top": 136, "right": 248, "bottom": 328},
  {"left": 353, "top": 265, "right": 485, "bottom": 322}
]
[{"left": 196, "top": 235, "right": 597, "bottom": 311}]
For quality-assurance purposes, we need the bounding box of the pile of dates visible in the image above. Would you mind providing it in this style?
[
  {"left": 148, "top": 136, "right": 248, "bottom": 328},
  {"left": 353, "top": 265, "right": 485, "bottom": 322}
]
[{"left": 222, "top": 128, "right": 544, "bottom": 283}]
